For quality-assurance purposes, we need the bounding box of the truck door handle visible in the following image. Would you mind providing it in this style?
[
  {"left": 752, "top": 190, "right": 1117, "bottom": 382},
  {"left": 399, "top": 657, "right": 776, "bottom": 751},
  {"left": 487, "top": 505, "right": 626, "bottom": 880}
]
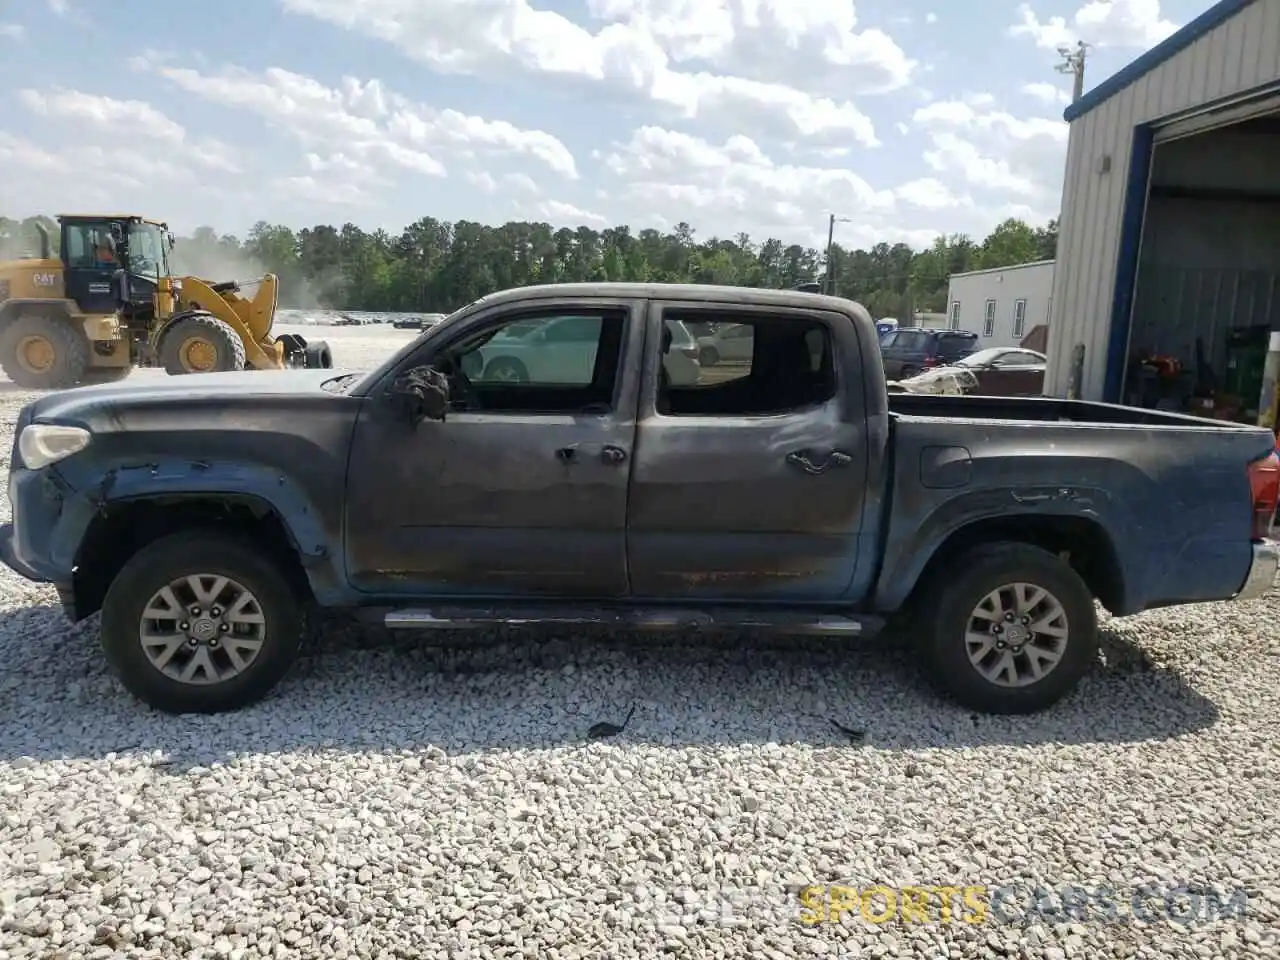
[
  {"left": 786, "top": 450, "right": 852, "bottom": 475},
  {"left": 556, "top": 444, "right": 628, "bottom": 465}
]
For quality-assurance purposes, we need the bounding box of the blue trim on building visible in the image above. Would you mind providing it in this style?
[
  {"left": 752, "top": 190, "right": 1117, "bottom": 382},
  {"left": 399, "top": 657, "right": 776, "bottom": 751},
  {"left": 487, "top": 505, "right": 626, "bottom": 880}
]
[
  {"left": 1064, "top": 0, "right": 1257, "bottom": 123},
  {"left": 1103, "top": 124, "right": 1156, "bottom": 404}
]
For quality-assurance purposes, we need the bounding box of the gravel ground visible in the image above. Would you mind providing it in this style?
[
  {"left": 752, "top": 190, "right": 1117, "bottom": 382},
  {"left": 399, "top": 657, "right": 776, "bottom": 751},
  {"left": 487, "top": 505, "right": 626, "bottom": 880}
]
[{"left": 1, "top": 324, "right": 1279, "bottom": 959}]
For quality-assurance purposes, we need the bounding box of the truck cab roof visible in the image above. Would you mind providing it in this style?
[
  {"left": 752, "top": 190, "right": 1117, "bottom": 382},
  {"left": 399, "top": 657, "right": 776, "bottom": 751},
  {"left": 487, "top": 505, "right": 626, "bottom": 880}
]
[{"left": 467, "top": 281, "right": 870, "bottom": 316}]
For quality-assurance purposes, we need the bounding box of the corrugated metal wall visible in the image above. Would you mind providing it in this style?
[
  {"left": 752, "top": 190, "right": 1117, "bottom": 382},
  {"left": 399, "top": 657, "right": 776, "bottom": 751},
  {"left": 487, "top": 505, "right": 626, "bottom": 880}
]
[{"left": 1045, "top": 0, "right": 1280, "bottom": 398}]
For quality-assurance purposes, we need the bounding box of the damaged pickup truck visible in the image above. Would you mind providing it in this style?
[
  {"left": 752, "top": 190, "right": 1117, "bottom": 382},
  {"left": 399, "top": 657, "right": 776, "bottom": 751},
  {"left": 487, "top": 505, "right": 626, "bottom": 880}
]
[{"left": 3, "top": 282, "right": 1279, "bottom": 716}]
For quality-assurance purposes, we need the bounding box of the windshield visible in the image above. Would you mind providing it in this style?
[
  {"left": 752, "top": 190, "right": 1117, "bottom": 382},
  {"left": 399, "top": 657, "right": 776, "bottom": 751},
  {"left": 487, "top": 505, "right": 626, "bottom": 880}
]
[{"left": 128, "top": 221, "right": 165, "bottom": 279}]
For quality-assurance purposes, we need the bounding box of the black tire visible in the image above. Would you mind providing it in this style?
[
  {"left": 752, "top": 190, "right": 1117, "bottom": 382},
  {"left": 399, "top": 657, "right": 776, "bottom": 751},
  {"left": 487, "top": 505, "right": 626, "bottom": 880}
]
[
  {"left": 275, "top": 333, "right": 307, "bottom": 367},
  {"left": 919, "top": 542, "right": 1098, "bottom": 714},
  {"left": 0, "top": 313, "right": 90, "bottom": 389},
  {"left": 159, "top": 313, "right": 246, "bottom": 375},
  {"left": 305, "top": 340, "right": 333, "bottom": 369},
  {"left": 100, "top": 530, "right": 306, "bottom": 714},
  {"left": 699, "top": 345, "right": 720, "bottom": 367},
  {"left": 483, "top": 357, "right": 528, "bottom": 383}
]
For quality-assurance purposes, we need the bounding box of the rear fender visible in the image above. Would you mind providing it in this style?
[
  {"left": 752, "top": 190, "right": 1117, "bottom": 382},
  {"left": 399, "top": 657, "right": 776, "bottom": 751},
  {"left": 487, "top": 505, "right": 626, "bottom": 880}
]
[{"left": 872, "top": 485, "right": 1134, "bottom": 611}]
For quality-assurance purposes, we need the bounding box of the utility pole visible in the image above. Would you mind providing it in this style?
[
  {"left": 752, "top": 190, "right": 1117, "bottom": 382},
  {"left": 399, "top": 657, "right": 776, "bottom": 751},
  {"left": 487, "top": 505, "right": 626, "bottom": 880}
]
[
  {"left": 1056, "top": 40, "right": 1090, "bottom": 102},
  {"left": 824, "top": 213, "right": 852, "bottom": 295}
]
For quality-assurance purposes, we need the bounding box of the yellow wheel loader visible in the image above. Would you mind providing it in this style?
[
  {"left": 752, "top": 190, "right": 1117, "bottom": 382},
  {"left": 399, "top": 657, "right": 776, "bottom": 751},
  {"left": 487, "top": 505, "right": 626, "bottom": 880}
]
[{"left": 0, "top": 214, "right": 332, "bottom": 390}]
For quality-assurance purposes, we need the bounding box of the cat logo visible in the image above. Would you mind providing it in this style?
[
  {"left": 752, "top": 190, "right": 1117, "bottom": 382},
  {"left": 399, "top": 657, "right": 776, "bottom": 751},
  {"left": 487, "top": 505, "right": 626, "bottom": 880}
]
[{"left": 32, "top": 272, "right": 58, "bottom": 287}]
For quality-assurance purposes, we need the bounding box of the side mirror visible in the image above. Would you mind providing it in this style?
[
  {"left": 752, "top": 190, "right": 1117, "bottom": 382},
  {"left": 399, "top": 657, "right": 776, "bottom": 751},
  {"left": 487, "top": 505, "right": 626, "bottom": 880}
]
[
  {"left": 168, "top": 233, "right": 176, "bottom": 250},
  {"left": 110, "top": 222, "right": 124, "bottom": 242},
  {"left": 388, "top": 365, "right": 450, "bottom": 425}
]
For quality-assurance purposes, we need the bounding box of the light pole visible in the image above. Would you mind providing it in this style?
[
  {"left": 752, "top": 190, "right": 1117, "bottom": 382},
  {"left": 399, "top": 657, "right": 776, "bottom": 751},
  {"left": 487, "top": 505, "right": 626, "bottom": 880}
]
[
  {"left": 1056, "top": 40, "right": 1090, "bottom": 102},
  {"left": 825, "top": 213, "right": 852, "bottom": 295}
]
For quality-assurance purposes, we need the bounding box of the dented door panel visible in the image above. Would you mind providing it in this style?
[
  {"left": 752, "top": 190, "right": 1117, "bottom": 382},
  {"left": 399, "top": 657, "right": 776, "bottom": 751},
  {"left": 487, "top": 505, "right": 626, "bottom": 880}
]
[
  {"left": 344, "top": 297, "right": 646, "bottom": 597},
  {"left": 626, "top": 301, "right": 872, "bottom": 600}
]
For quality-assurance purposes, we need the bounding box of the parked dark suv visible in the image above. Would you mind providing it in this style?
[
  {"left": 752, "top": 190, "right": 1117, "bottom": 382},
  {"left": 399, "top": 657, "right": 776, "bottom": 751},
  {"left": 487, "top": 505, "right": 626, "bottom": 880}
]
[{"left": 879, "top": 327, "right": 979, "bottom": 379}]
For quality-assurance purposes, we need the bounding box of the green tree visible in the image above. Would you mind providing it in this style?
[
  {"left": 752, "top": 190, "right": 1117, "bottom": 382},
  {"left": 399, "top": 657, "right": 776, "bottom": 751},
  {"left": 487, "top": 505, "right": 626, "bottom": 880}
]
[{"left": 5, "top": 210, "right": 1058, "bottom": 317}]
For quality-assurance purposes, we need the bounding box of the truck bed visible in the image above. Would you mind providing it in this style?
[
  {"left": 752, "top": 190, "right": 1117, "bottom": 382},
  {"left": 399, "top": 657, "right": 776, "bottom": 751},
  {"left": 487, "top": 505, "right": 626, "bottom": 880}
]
[
  {"left": 878, "top": 393, "right": 1277, "bottom": 618},
  {"left": 887, "top": 393, "right": 1266, "bottom": 430}
]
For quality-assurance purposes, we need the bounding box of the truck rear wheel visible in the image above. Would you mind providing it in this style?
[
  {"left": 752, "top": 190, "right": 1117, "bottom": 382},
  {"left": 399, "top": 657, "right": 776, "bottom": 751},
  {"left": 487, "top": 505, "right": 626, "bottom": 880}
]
[
  {"left": 100, "top": 531, "right": 306, "bottom": 714},
  {"left": 160, "top": 314, "right": 246, "bottom": 375},
  {"left": 0, "top": 313, "right": 90, "bottom": 389},
  {"left": 920, "top": 542, "right": 1098, "bottom": 714}
]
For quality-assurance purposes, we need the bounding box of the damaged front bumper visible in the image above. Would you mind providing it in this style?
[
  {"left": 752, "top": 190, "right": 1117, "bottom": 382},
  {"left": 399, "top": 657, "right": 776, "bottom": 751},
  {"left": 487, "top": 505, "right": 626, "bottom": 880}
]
[
  {"left": 1235, "top": 538, "right": 1280, "bottom": 601},
  {"left": 0, "top": 521, "right": 49, "bottom": 583}
]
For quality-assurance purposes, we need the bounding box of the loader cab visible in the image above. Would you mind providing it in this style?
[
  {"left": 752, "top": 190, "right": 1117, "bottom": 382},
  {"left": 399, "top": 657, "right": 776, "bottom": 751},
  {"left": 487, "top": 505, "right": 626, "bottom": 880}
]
[{"left": 58, "top": 214, "right": 171, "bottom": 319}]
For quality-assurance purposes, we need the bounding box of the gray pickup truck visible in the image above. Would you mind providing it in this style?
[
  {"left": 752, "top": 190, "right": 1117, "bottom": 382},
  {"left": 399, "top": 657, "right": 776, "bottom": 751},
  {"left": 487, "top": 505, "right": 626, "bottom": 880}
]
[{"left": 3, "top": 283, "right": 1278, "bottom": 716}]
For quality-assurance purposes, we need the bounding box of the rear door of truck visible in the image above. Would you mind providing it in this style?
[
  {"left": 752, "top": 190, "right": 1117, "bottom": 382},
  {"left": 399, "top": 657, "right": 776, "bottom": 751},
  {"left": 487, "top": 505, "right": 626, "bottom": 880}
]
[{"left": 625, "top": 297, "right": 874, "bottom": 600}]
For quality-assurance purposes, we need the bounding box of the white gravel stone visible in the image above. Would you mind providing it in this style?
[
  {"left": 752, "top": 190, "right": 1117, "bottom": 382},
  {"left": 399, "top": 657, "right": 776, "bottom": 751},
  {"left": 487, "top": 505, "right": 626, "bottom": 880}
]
[{"left": 0, "top": 324, "right": 1278, "bottom": 958}]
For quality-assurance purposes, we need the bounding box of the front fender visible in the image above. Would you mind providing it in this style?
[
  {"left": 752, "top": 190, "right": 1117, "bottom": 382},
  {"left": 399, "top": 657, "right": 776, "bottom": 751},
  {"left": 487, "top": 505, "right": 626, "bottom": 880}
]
[{"left": 52, "top": 458, "right": 345, "bottom": 603}]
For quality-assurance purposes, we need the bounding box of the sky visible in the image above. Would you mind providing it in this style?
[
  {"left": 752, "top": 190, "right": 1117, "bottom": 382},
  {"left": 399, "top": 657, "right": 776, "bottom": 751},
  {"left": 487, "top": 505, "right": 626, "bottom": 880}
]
[{"left": 0, "top": 0, "right": 1208, "bottom": 250}]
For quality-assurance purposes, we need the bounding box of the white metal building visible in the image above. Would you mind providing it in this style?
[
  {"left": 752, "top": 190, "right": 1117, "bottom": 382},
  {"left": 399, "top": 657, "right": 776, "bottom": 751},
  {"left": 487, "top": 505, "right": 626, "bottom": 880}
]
[
  {"left": 1044, "top": 0, "right": 1280, "bottom": 406},
  {"left": 946, "top": 260, "right": 1055, "bottom": 350}
]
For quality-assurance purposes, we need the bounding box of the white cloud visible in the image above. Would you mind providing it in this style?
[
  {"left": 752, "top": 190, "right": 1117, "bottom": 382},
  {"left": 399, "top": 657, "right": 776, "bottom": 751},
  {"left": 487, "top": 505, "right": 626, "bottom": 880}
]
[
  {"left": 533, "top": 200, "right": 608, "bottom": 226},
  {"left": 925, "top": 12, "right": 937, "bottom": 25},
  {"left": 600, "top": 125, "right": 923, "bottom": 245},
  {"left": 133, "top": 60, "right": 579, "bottom": 182},
  {"left": 1010, "top": 0, "right": 1179, "bottom": 50},
  {"left": 895, "top": 177, "right": 970, "bottom": 210},
  {"left": 0, "top": 23, "right": 24, "bottom": 37},
  {"left": 19, "top": 88, "right": 186, "bottom": 142},
  {"left": 277, "top": 0, "right": 897, "bottom": 145},
  {"left": 1022, "top": 81, "right": 1071, "bottom": 106},
  {"left": 468, "top": 171, "right": 542, "bottom": 195},
  {"left": 16, "top": 88, "right": 240, "bottom": 172},
  {"left": 911, "top": 98, "right": 1067, "bottom": 215},
  {"left": 274, "top": 175, "right": 369, "bottom": 206},
  {"left": 0, "top": 131, "right": 205, "bottom": 191}
]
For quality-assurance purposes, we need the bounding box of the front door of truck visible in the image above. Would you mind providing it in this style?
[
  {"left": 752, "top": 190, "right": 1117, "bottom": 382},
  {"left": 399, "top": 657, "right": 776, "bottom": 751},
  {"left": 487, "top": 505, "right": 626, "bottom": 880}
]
[
  {"left": 627, "top": 301, "right": 872, "bottom": 600},
  {"left": 344, "top": 298, "right": 645, "bottom": 597}
]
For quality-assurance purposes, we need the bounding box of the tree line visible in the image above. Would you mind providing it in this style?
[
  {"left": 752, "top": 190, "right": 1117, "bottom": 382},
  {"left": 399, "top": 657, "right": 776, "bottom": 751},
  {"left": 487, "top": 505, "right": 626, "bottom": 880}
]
[{"left": 1, "top": 213, "right": 1058, "bottom": 319}]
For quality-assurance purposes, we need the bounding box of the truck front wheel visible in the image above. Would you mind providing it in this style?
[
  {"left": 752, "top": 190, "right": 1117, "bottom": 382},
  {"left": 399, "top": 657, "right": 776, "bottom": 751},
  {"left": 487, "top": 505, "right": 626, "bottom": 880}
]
[
  {"left": 100, "top": 531, "right": 306, "bottom": 714},
  {"left": 921, "top": 542, "right": 1098, "bottom": 714}
]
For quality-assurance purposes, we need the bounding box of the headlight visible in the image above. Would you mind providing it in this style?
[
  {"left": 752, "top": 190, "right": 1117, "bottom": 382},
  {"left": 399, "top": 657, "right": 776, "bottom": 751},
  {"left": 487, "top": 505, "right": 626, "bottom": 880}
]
[{"left": 18, "top": 424, "right": 92, "bottom": 470}]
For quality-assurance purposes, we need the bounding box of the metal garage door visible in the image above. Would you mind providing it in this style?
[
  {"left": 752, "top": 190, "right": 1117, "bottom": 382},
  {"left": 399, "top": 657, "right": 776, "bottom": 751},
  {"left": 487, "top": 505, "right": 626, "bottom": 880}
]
[{"left": 1154, "top": 83, "right": 1280, "bottom": 142}]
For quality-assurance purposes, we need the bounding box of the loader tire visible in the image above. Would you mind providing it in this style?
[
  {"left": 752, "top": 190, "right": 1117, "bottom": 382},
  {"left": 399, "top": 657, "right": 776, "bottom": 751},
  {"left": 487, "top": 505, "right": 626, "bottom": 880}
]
[
  {"left": 0, "top": 313, "right": 90, "bottom": 390},
  {"left": 304, "top": 340, "right": 333, "bottom": 369},
  {"left": 160, "top": 314, "right": 246, "bottom": 375}
]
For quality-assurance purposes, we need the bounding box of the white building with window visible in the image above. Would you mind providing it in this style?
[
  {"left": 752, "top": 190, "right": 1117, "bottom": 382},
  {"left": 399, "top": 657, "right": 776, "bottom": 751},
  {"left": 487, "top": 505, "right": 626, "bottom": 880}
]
[{"left": 945, "top": 259, "right": 1055, "bottom": 350}]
